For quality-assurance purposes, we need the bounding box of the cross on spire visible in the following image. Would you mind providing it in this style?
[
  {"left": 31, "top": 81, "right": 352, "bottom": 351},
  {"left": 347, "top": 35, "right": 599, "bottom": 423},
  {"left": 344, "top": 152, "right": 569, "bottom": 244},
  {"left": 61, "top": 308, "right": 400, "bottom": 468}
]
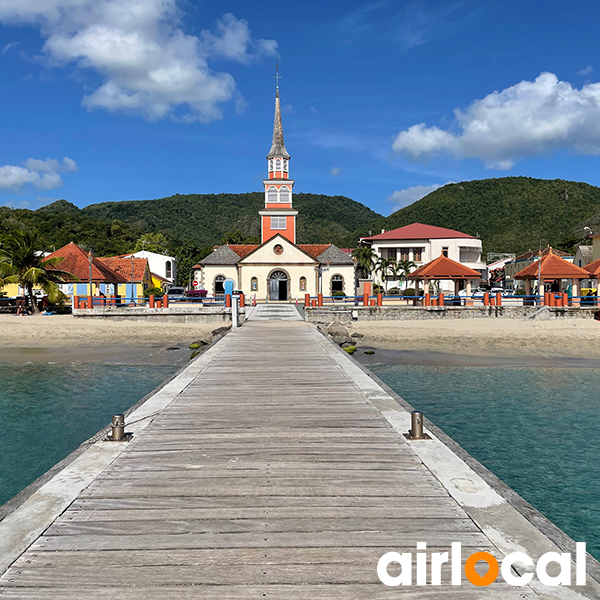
[{"left": 274, "top": 58, "right": 282, "bottom": 89}]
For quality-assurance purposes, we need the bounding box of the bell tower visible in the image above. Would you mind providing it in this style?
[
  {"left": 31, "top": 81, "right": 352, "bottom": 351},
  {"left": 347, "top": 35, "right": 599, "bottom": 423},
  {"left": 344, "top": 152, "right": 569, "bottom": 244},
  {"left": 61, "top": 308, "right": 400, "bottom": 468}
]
[{"left": 260, "top": 65, "right": 297, "bottom": 244}]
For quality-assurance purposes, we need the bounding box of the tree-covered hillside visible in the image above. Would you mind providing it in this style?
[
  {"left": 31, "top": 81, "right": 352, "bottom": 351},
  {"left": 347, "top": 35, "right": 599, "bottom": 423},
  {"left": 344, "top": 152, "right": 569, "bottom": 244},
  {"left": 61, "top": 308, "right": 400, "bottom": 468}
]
[
  {"left": 82, "top": 192, "right": 380, "bottom": 248},
  {"left": 0, "top": 200, "right": 141, "bottom": 256},
  {"left": 378, "top": 177, "right": 600, "bottom": 254}
]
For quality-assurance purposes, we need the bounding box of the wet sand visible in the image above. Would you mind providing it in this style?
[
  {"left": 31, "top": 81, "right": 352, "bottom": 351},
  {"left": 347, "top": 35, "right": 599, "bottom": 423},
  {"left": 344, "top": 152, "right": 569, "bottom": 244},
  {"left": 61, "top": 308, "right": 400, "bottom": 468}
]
[{"left": 349, "top": 319, "right": 600, "bottom": 360}]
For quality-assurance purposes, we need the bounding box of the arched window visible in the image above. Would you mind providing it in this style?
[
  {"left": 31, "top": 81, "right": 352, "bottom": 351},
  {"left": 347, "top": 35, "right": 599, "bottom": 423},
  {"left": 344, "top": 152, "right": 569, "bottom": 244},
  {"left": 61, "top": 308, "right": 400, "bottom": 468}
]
[
  {"left": 269, "top": 160, "right": 273, "bottom": 172},
  {"left": 331, "top": 274, "right": 344, "bottom": 294},
  {"left": 251, "top": 277, "right": 258, "bottom": 291},
  {"left": 165, "top": 260, "right": 172, "bottom": 279},
  {"left": 214, "top": 275, "right": 226, "bottom": 297},
  {"left": 279, "top": 186, "right": 290, "bottom": 203},
  {"left": 299, "top": 276, "right": 307, "bottom": 291},
  {"left": 275, "top": 158, "right": 282, "bottom": 171},
  {"left": 267, "top": 186, "right": 278, "bottom": 203},
  {"left": 283, "top": 160, "right": 288, "bottom": 172}
]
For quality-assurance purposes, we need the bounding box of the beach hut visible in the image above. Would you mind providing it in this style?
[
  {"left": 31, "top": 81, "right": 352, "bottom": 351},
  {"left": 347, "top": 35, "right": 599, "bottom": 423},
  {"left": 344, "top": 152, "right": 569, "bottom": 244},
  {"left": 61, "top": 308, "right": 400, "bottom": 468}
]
[
  {"left": 408, "top": 255, "right": 481, "bottom": 303},
  {"left": 514, "top": 249, "right": 589, "bottom": 304}
]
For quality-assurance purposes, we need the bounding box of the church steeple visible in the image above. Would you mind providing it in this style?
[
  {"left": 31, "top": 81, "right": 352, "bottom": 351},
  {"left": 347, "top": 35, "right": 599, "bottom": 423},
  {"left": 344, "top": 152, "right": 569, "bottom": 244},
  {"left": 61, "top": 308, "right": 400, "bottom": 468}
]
[
  {"left": 267, "top": 88, "right": 290, "bottom": 160},
  {"left": 260, "top": 63, "right": 297, "bottom": 244}
]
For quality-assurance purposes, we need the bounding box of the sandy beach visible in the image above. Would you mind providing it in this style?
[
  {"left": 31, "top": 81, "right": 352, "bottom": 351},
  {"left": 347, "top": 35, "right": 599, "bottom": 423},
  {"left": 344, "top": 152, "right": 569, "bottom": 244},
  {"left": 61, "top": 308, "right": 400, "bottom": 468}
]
[
  {"left": 350, "top": 318, "right": 600, "bottom": 360},
  {"left": 0, "top": 315, "right": 216, "bottom": 349}
]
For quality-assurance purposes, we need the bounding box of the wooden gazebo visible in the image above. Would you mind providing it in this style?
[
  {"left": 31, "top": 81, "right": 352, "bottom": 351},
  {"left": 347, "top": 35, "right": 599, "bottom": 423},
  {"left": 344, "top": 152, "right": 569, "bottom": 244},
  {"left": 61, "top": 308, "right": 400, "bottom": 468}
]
[
  {"left": 408, "top": 255, "right": 481, "bottom": 304},
  {"left": 514, "top": 249, "right": 589, "bottom": 303}
]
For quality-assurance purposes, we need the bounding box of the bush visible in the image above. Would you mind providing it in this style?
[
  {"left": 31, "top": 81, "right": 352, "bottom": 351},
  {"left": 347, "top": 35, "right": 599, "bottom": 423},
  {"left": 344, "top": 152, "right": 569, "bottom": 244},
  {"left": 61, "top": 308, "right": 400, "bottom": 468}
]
[
  {"left": 404, "top": 288, "right": 416, "bottom": 296},
  {"left": 387, "top": 287, "right": 401, "bottom": 295},
  {"left": 513, "top": 288, "right": 526, "bottom": 296},
  {"left": 185, "top": 289, "right": 208, "bottom": 298},
  {"left": 332, "top": 291, "right": 346, "bottom": 297},
  {"left": 143, "top": 286, "right": 164, "bottom": 298}
]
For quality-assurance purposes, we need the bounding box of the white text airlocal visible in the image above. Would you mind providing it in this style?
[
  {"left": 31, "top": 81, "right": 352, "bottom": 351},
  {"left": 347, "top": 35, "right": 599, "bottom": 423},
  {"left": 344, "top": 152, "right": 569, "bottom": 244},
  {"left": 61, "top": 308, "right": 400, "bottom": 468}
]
[{"left": 378, "top": 542, "right": 587, "bottom": 587}]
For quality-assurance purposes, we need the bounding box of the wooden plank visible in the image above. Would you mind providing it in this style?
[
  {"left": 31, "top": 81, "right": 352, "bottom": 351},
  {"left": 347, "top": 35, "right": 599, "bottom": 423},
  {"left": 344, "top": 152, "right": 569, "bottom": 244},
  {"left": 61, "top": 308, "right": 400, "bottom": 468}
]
[
  {"left": 56, "top": 505, "right": 464, "bottom": 523},
  {"left": 28, "top": 530, "right": 491, "bottom": 552},
  {"left": 46, "top": 517, "right": 477, "bottom": 537}
]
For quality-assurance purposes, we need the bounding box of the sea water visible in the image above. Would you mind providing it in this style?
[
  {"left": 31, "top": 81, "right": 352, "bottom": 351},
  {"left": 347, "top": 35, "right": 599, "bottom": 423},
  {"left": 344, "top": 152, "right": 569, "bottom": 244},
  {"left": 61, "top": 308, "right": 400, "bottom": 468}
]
[
  {"left": 0, "top": 362, "right": 178, "bottom": 507},
  {"left": 369, "top": 363, "right": 600, "bottom": 560}
]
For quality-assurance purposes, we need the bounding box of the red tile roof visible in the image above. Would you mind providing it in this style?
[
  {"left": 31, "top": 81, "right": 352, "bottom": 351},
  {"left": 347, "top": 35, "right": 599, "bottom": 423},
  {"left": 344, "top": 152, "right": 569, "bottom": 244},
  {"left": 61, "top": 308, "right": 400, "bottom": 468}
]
[
  {"left": 408, "top": 255, "right": 482, "bottom": 280},
  {"left": 46, "top": 243, "right": 123, "bottom": 283},
  {"left": 98, "top": 257, "right": 149, "bottom": 283},
  {"left": 228, "top": 245, "right": 259, "bottom": 258},
  {"left": 514, "top": 250, "right": 589, "bottom": 279},
  {"left": 583, "top": 258, "right": 600, "bottom": 277},
  {"left": 298, "top": 244, "right": 331, "bottom": 260},
  {"left": 515, "top": 247, "right": 568, "bottom": 261},
  {"left": 362, "top": 223, "right": 476, "bottom": 241},
  {"left": 226, "top": 243, "right": 332, "bottom": 261}
]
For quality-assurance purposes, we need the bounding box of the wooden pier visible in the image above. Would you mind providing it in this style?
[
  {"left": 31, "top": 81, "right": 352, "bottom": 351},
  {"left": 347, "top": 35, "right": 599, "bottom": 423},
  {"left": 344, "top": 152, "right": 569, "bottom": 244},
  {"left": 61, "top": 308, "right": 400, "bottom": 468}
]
[{"left": 0, "top": 305, "right": 594, "bottom": 598}]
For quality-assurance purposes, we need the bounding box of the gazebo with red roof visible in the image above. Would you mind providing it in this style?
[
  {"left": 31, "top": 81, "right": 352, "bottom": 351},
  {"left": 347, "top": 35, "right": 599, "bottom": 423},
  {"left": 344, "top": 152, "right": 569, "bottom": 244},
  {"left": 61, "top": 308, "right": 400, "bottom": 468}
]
[
  {"left": 408, "top": 254, "right": 481, "bottom": 302},
  {"left": 514, "top": 249, "right": 589, "bottom": 303}
]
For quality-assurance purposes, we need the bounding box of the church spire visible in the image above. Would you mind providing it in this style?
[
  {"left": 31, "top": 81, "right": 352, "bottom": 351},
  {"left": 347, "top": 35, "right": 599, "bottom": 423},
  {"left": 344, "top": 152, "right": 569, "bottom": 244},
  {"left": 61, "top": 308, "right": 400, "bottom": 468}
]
[{"left": 267, "top": 63, "right": 290, "bottom": 160}]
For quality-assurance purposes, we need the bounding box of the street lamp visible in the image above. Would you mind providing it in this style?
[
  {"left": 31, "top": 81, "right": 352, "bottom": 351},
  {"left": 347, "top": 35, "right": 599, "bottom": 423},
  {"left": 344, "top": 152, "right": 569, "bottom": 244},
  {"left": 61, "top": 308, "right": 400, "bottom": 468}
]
[{"left": 131, "top": 254, "right": 135, "bottom": 305}]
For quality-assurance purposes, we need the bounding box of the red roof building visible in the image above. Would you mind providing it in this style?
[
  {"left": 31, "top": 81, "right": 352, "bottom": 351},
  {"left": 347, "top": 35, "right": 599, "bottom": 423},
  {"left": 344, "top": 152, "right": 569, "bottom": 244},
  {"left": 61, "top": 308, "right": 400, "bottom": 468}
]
[
  {"left": 584, "top": 258, "right": 600, "bottom": 278},
  {"left": 46, "top": 242, "right": 122, "bottom": 284},
  {"left": 409, "top": 255, "right": 482, "bottom": 280},
  {"left": 361, "top": 223, "right": 476, "bottom": 242},
  {"left": 514, "top": 250, "right": 589, "bottom": 280}
]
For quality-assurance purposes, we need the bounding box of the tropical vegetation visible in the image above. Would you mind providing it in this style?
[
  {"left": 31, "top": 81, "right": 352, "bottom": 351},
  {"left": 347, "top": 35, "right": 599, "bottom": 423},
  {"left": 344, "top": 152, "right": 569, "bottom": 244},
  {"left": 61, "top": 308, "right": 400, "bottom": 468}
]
[{"left": 0, "top": 230, "right": 77, "bottom": 313}]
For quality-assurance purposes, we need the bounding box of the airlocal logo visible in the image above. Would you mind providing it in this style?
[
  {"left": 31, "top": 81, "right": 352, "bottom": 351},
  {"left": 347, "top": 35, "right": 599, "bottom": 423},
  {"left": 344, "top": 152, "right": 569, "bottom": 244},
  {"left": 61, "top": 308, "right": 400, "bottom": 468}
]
[{"left": 378, "top": 543, "right": 587, "bottom": 587}]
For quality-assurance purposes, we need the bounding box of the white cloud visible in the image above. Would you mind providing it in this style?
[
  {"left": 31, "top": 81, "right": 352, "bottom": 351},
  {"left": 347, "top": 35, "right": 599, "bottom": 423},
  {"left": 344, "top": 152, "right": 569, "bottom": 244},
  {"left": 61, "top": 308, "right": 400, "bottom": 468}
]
[
  {"left": 0, "top": 156, "right": 77, "bottom": 192},
  {"left": 0, "top": 1, "right": 277, "bottom": 122},
  {"left": 393, "top": 72, "right": 600, "bottom": 169},
  {"left": 201, "top": 13, "right": 277, "bottom": 64},
  {"left": 330, "top": 166, "right": 341, "bottom": 176},
  {"left": 579, "top": 65, "right": 593, "bottom": 76},
  {"left": 1, "top": 41, "right": 21, "bottom": 55},
  {"left": 387, "top": 182, "right": 449, "bottom": 212}
]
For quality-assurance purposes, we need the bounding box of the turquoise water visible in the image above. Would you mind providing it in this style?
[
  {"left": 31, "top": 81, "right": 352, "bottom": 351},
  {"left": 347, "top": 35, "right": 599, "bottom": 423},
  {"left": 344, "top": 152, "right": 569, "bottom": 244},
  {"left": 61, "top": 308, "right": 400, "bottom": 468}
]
[
  {"left": 0, "top": 363, "right": 178, "bottom": 507},
  {"left": 369, "top": 363, "right": 600, "bottom": 560}
]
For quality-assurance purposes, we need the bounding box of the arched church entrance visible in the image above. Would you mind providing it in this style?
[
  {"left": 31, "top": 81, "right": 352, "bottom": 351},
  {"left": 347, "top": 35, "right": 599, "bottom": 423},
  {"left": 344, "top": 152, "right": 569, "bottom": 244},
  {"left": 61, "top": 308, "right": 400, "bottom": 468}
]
[{"left": 269, "top": 270, "right": 289, "bottom": 301}]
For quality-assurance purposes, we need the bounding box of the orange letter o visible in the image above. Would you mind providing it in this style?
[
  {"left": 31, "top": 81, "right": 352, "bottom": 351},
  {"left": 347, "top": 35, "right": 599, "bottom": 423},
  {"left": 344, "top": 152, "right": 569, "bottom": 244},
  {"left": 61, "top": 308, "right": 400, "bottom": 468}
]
[{"left": 465, "top": 552, "right": 499, "bottom": 587}]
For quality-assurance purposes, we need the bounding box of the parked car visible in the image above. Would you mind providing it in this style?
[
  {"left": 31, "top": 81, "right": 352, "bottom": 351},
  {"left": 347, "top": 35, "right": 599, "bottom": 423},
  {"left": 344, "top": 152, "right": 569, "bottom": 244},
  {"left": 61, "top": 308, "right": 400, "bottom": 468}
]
[{"left": 166, "top": 287, "right": 186, "bottom": 301}]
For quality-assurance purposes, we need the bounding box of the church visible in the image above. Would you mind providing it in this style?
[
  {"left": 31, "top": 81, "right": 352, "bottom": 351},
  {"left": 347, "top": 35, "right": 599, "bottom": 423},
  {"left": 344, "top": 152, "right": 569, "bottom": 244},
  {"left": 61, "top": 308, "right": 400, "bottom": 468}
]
[{"left": 196, "top": 82, "right": 355, "bottom": 302}]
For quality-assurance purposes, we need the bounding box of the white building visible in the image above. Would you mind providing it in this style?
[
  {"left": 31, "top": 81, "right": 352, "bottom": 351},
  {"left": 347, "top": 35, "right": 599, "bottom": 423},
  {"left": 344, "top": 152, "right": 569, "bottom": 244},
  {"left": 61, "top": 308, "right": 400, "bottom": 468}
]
[
  {"left": 122, "top": 250, "right": 177, "bottom": 286},
  {"left": 196, "top": 80, "right": 355, "bottom": 301},
  {"left": 360, "top": 223, "right": 485, "bottom": 292}
]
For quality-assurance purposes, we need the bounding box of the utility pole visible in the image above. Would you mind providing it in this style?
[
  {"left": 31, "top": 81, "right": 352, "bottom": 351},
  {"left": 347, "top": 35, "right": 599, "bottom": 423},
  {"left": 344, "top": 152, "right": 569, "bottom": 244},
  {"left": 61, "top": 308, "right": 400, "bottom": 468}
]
[
  {"left": 131, "top": 254, "right": 135, "bottom": 303},
  {"left": 88, "top": 251, "right": 93, "bottom": 297}
]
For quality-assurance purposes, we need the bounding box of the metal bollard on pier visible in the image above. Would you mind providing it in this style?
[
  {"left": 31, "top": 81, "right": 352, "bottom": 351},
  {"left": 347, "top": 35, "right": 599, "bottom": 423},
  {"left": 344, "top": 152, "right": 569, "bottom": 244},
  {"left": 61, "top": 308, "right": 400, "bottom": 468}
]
[{"left": 110, "top": 414, "right": 125, "bottom": 441}]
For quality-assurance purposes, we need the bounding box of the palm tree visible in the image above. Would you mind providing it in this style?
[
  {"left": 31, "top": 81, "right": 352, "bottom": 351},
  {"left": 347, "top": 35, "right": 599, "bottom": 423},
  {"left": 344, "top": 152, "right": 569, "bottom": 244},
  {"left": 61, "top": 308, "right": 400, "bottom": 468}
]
[
  {"left": 0, "top": 230, "right": 77, "bottom": 314},
  {"left": 396, "top": 259, "right": 417, "bottom": 292},
  {"left": 375, "top": 256, "right": 396, "bottom": 294},
  {"left": 351, "top": 246, "right": 377, "bottom": 278}
]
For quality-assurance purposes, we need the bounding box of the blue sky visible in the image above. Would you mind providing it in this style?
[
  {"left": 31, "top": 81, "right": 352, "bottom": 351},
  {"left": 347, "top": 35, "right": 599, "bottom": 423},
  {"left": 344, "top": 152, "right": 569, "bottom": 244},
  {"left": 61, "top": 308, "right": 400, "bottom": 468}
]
[{"left": 1, "top": 0, "right": 600, "bottom": 216}]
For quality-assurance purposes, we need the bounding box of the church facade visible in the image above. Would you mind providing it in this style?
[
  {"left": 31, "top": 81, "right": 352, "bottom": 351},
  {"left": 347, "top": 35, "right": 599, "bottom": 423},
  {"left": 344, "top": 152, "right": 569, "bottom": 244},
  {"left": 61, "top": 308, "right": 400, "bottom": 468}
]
[{"left": 197, "top": 85, "right": 355, "bottom": 302}]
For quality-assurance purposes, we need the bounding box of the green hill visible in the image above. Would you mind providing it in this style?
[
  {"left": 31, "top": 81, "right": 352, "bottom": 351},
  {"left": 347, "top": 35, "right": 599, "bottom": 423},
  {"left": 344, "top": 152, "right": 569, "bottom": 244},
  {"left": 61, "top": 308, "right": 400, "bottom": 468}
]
[
  {"left": 378, "top": 177, "right": 600, "bottom": 254},
  {"left": 82, "top": 192, "right": 380, "bottom": 248}
]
